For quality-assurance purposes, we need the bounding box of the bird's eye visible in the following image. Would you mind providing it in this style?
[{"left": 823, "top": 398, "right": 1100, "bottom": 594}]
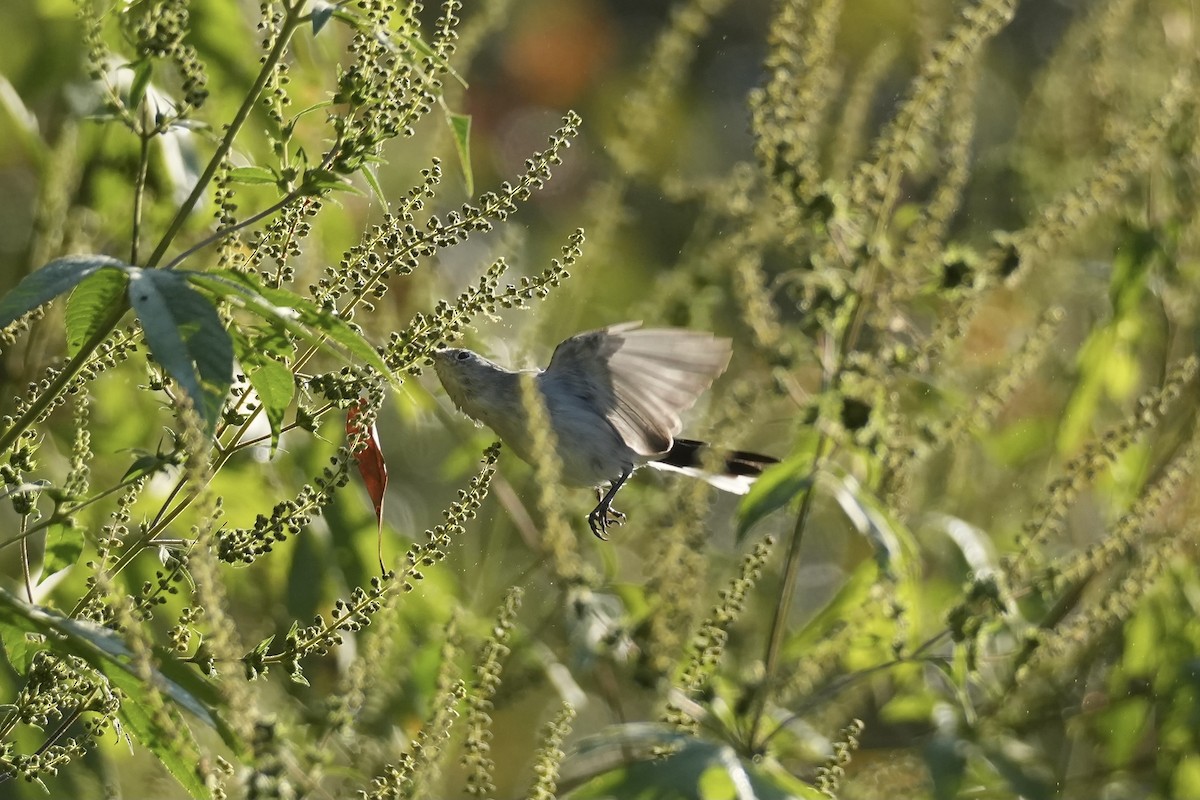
[{"left": 455, "top": 351, "right": 471, "bottom": 361}]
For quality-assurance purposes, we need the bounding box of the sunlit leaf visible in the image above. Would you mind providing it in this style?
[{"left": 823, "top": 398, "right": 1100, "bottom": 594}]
[
  {"left": 41, "top": 523, "right": 83, "bottom": 577},
  {"left": 446, "top": 110, "right": 473, "bottom": 196},
  {"left": 65, "top": 267, "right": 128, "bottom": 356},
  {"left": 736, "top": 449, "right": 815, "bottom": 541},
  {"left": 127, "top": 268, "right": 233, "bottom": 433},
  {"left": 310, "top": 0, "right": 336, "bottom": 34},
  {"left": 228, "top": 165, "right": 278, "bottom": 185},
  {"left": 244, "top": 356, "right": 295, "bottom": 455},
  {"left": 184, "top": 270, "right": 394, "bottom": 381},
  {"left": 0, "top": 254, "right": 129, "bottom": 328}
]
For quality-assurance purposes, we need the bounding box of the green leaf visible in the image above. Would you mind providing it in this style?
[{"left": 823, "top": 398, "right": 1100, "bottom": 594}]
[
  {"left": 567, "top": 725, "right": 824, "bottom": 800},
  {"left": 1109, "top": 223, "right": 1159, "bottom": 309},
  {"left": 123, "top": 451, "right": 176, "bottom": 481},
  {"left": 228, "top": 165, "right": 278, "bottom": 185},
  {"left": 252, "top": 635, "right": 275, "bottom": 657},
  {"left": 736, "top": 449, "right": 816, "bottom": 541},
  {"left": 362, "top": 164, "right": 388, "bottom": 208},
  {"left": 446, "top": 110, "right": 473, "bottom": 196},
  {"left": 0, "top": 254, "right": 130, "bottom": 328},
  {"left": 301, "top": 167, "right": 357, "bottom": 194},
  {"left": 123, "top": 433, "right": 185, "bottom": 481},
  {"left": 244, "top": 357, "right": 295, "bottom": 455},
  {"left": 820, "top": 467, "right": 909, "bottom": 577},
  {"left": 926, "top": 513, "right": 998, "bottom": 574},
  {"left": 128, "top": 59, "right": 154, "bottom": 111},
  {"left": 980, "top": 737, "right": 1055, "bottom": 800},
  {"left": 65, "top": 267, "right": 129, "bottom": 356},
  {"left": 1172, "top": 755, "right": 1200, "bottom": 800},
  {"left": 784, "top": 559, "right": 879, "bottom": 657},
  {"left": 42, "top": 523, "right": 83, "bottom": 577},
  {"left": 1057, "top": 224, "right": 1162, "bottom": 453},
  {"left": 0, "top": 73, "right": 48, "bottom": 166},
  {"left": 1100, "top": 696, "right": 1152, "bottom": 768},
  {"left": 127, "top": 268, "right": 233, "bottom": 433},
  {"left": 0, "top": 616, "right": 40, "bottom": 675},
  {"left": 289, "top": 665, "right": 311, "bottom": 686},
  {"left": 102, "top": 659, "right": 210, "bottom": 799},
  {"left": 230, "top": 323, "right": 297, "bottom": 364},
  {"left": 0, "top": 588, "right": 224, "bottom": 799},
  {"left": 183, "top": 270, "right": 394, "bottom": 382},
  {"left": 310, "top": 0, "right": 336, "bottom": 34},
  {"left": 926, "top": 734, "right": 967, "bottom": 800}
]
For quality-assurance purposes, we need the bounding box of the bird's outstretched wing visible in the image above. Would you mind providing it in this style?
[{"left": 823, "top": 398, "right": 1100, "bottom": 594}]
[{"left": 544, "top": 322, "right": 732, "bottom": 456}]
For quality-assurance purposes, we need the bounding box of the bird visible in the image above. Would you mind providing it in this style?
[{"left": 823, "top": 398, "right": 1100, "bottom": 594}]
[{"left": 431, "top": 322, "right": 777, "bottom": 539}]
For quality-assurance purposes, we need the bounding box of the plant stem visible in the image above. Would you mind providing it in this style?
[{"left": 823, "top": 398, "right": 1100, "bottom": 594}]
[
  {"left": 131, "top": 108, "right": 152, "bottom": 264},
  {"left": 746, "top": 213, "right": 886, "bottom": 749},
  {"left": 19, "top": 517, "right": 32, "bottom": 603},
  {"left": 162, "top": 189, "right": 315, "bottom": 270},
  {"left": 0, "top": 5, "right": 308, "bottom": 458},
  {"left": 0, "top": 302, "right": 128, "bottom": 456},
  {"left": 747, "top": 446, "right": 824, "bottom": 752},
  {"left": 143, "top": 4, "right": 305, "bottom": 269},
  {"left": 0, "top": 476, "right": 150, "bottom": 553}
]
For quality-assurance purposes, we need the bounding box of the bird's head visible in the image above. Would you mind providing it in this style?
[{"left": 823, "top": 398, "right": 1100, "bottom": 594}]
[{"left": 430, "top": 347, "right": 510, "bottom": 421}]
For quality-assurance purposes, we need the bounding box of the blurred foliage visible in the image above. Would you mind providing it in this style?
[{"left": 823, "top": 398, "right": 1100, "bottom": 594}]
[{"left": 0, "top": 0, "right": 1199, "bottom": 798}]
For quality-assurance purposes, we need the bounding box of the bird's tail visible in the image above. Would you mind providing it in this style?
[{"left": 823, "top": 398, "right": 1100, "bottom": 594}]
[{"left": 649, "top": 438, "right": 778, "bottom": 495}]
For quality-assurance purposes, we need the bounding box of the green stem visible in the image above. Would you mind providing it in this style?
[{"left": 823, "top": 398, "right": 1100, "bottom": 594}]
[
  {"left": 131, "top": 122, "right": 152, "bottom": 265},
  {"left": 0, "top": 471, "right": 157, "bottom": 554},
  {"left": 747, "top": 203, "right": 887, "bottom": 748},
  {"left": 68, "top": 375, "right": 306, "bottom": 617},
  {"left": 0, "top": 302, "right": 128, "bottom": 456},
  {"left": 747, "top": 446, "right": 824, "bottom": 752},
  {"left": 19, "top": 518, "right": 32, "bottom": 604},
  {"left": 0, "top": 5, "right": 308, "bottom": 458},
  {"left": 163, "top": 188, "right": 315, "bottom": 271},
  {"left": 143, "top": 4, "right": 306, "bottom": 269}
]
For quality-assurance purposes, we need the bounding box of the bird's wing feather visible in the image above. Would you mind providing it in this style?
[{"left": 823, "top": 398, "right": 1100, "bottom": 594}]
[{"left": 545, "top": 322, "right": 732, "bottom": 456}]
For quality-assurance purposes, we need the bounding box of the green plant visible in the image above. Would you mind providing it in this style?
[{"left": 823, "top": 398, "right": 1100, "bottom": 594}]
[
  {"left": 0, "top": 0, "right": 577, "bottom": 795},
  {"left": 1, "top": 0, "right": 1199, "bottom": 798}
]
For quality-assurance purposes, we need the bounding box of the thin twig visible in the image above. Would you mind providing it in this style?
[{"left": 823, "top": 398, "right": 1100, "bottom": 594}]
[{"left": 131, "top": 103, "right": 152, "bottom": 264}]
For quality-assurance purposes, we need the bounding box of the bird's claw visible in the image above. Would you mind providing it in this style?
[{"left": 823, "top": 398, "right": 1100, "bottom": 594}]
[{"left": 588, "top": 503, "right": 625, "bottom": 540}]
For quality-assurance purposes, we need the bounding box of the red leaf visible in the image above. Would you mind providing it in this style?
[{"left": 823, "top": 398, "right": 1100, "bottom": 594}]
[{"left": 348, "top": 400, "right": 388, "bottom": 572}]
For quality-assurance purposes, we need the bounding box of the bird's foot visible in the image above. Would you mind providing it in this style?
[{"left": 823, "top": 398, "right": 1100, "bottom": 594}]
[{"left": 588, "top": 503, "right": 626, "bottom": 540}]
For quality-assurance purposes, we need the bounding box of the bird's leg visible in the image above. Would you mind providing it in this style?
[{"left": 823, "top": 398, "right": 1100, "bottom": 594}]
[
  {"left": 589, "top": 467, "right": 633, "bottom": 540},
  {"left": 593, "top": 487, "right": 626, "bottom": 526}
]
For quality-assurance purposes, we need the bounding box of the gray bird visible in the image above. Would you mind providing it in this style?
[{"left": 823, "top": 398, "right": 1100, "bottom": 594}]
[{"left": 431, "top": 322, "right": 776, "bottom": 538}]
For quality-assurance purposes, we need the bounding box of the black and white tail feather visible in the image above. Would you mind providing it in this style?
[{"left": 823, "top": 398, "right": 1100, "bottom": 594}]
[{"left": 652, "top": 437, "right": 778, "bottom": 495}]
